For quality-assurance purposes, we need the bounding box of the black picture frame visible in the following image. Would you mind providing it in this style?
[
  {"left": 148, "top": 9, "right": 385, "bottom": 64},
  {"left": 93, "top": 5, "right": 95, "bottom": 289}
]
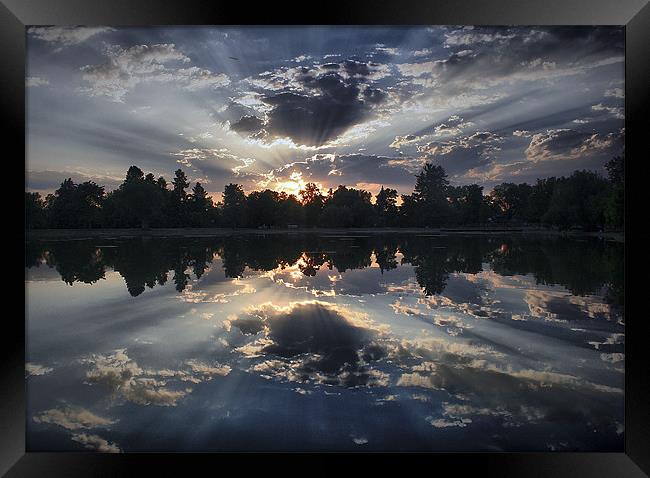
[{"left": 5, "top": 0, "right": 648, "bottom": 475}]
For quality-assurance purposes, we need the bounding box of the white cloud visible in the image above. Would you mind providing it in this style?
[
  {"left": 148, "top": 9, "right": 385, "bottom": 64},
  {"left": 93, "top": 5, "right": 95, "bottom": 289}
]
[
  {"left": 33, "top": 406, "right": 116, "bottom": 430},
  {"left": 172, "top": 148, "right": 256, "bottom": 175},
  {"left": 79, "top": 44, "right": 230, "bottom": 101},
  {"left": 26, "top": 76, "right": 49, "bottom": 87},
  {"left": 185, "top": 360, "right": 231, "bottom": 378},
  {"left": 525, "top": 128, "right": 623, "bottom": 162},
  {"left": 591, "top": 103, "right": 624, "bottom": 119},
  {"left": 389, "top": 134, "right": 419, "bottom": 149},
  {"left": 81, "top": 348, "right": 233, "bottom": 407},
  {"left": 83, "top": 349, "right": 190, "bottom": 407},
  {"left": 25, "top": 362, "right": 53, "bottom": 377},
  {"left": 28, "top": 26, "right": 114, "bottom": 48},
  {"left": 444, "top": 31, "right": 516, "bottom": 46},
  {"left": 428, "top": 417, "right": 472, "bottom": 428},
  {"left": 413, "top": 48, "right": 432, "bottom": 57},
  {"left": 605, "top": 87, "right": 624, "bottom": 98},
  {"left": 71, "top": 433, "right": 121, "bottom": 453}
]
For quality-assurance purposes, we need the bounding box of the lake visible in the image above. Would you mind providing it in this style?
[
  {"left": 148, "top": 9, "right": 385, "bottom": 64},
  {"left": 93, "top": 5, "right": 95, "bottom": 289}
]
[{"left": 24, "top": 233, "right": 624, "bottom": 452}]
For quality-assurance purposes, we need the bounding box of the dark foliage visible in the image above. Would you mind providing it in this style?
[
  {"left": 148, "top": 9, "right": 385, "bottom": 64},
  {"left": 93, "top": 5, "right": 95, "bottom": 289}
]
[
  {"left": 25, "top": 234, "right": 623, "bottom": 313},
  {"left": 26, "top": 156, "right": 624, "bottom": 231}
]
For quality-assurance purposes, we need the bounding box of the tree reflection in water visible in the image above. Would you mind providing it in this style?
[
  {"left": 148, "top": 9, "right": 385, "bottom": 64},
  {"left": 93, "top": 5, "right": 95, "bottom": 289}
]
[
  {"left": 25, "top": 233, "right": 625, "bottom": 452},
  {"left": 25, "top": 234, "right": 624, "bottom": 311}
]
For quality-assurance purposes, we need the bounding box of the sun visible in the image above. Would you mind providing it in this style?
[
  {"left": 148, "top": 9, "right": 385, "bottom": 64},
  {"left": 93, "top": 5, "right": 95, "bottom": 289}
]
[{"left": 274, "top": 171, "right": 308, "bottom": 197}]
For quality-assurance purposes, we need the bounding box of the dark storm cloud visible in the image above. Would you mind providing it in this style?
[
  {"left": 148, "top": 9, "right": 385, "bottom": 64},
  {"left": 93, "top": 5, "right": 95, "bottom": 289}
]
[
  {"left": 262, "top": 90, "right": 369, "bottom": 146},
  {"left": 443, "top": 26, "right": 624, "bottom": 65},
  {"left": 26, "top": 26, "right": 625, "bottom": 195},
  {"left": 215, "top": 101, "right": 259, "bottom": 125},
  {"left": 363, "top": 87, "right": 388, "bottom": 104},
  {"left": 342, "top": 59, "right": 371, "bottom": 76},
  {"left": 226, "top": 301, "right": 391, "bottom": 388},
  {"left": 397, "top": 26, "right": 624, "bottom": 100},
  {"left": 233, "top": 61, "right": 391, "bottom": 147},
  {"left": 229, "top": 115, "right": 265, "bottom": 135},
  {"left": 397, "top": 356, "right": 622, "bottom": 432},
  {"left": 222, "top": 298, "right": 622, "bottom": 428}
]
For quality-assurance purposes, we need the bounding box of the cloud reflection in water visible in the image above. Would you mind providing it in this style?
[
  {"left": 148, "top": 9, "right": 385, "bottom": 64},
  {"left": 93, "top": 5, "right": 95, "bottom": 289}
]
[{"left": 25, "top": 234, "right": 624, "bottom": 451}]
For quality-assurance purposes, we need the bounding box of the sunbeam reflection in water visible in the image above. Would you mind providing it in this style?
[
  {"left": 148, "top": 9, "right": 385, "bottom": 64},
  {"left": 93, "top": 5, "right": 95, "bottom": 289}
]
[{"left": 25, "top": 233, "right": 624, "bottom": 452}]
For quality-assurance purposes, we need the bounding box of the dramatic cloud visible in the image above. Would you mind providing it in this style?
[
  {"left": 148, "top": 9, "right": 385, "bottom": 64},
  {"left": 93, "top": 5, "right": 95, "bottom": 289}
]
[
  {"left": 229, "top": 115, "right": 265, "bottom": 135},
  {"left": 525, "top": 128, "right": 624, "bottom": 162},
  {"left": 81, "top": 348, "right": 229, "bottom": 407},
  {"left": 79, "top": 44, "right": 230, "bottom": 101},
  {"left": 417, "top": 131, "right": 505, "bottom": 174},
  {"left": 26, "top": 232, "right": 624, "bottom": 450},
  {"left": 26, "top": 26, "right": 625, "bottom": 196},
  {"left": 225, "top": 301, "right": 392, "bottom": 388},
  {"left": 524, "top": 290, "right": 615, "bottom": 322},
  {"left": 397, "top": 26, "right": 623, "bottom": 101},
  {"left": 261, "top": 153, "right": 419, "bottom": 193},
  {"left": 232, "top": 61, "right": 392, "bottom": 147}
]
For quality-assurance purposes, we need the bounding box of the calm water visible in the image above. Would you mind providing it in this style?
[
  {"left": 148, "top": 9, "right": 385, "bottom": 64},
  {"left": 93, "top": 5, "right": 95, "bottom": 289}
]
[{"left": 25, "top": 233, "right": 624, "bottom": 452}]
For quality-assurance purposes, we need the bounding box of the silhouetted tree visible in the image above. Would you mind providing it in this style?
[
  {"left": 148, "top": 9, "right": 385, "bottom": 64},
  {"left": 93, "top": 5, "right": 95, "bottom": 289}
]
[
  {"left": 25, "top": 192, "right": 47, "bottom": 229},
  {"left": 604, "top": 155, "right": 624, "bottom": 229},
  {"left": 375, "top": 187, "right": 399, "bottom": 226},
  {"left": 542, "top": 170, "right": 609, "bottom": 231},
  {"left": 449, "top": 184, "right": 485, "bottom": 225},
  {"left": 527, "top": 177, "right": 557, "bottom": 223},
  {"left": 321, "top": 185, "right": 375, "bottom": 227},
  {"left": 222, "top": 183, "right": 247, "bottom": 228},
  {"left": 111, "top": 166, "right": 163, "bottom": 229},
  {"left": 46, "top": 178, "right": 105, "bottom": 228},
  {"left": 170, "top": 169, "right": 190, "bottom": 226},
  {"left": 188, "top": 182, "right": 213, "bottom": 227},
  {"left": 26, "top": 161, "right": 624, "bottom": 231},
  {"left": 300, "top": 183, "right": 324, "bottom": 227},
  {"left": 278, "top": 192, "right": 304, "bottom": 226},
  {"left": 489, "top": 183, "right": 532, "bottom": 224},
  {"left": 412, "top": 163, "right": 451, "bottom": 226}
]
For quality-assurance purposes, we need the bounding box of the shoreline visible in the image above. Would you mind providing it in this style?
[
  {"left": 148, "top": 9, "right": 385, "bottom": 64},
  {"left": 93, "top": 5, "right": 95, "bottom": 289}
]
[{"left": 25, "top": 227, "right": 625, "bottom": 242}]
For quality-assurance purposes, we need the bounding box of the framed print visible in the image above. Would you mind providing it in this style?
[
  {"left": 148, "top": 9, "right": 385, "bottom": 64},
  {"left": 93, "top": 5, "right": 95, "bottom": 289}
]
[{"left": 5, "top": 0, "right": 649, "bottom": 475}]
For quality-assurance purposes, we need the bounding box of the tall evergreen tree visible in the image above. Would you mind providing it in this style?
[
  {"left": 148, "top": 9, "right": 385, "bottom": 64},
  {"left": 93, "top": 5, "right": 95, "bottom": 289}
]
[
  {"left": 222, "top": 183, "right": 247, "bottom": 228},
  {"left": 412, "top": 163, "right": 451, "bottom": 226}
]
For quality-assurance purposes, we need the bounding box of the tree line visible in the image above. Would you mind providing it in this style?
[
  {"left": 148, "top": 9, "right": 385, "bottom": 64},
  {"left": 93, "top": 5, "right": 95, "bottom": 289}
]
[{"left": 25, "top": 156, "right": 624, "bottom": 231}]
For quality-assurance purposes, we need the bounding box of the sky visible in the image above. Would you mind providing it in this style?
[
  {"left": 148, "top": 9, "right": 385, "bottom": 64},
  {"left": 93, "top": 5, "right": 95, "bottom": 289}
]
[{"left": 26, "top": 26, "right": 625, "bottom": 200}]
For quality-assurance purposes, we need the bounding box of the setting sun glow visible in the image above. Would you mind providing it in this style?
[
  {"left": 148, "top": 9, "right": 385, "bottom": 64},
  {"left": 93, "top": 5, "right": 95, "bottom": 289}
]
[{"left": 274, "top": 171, "right": 308, "bottom": 197}]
